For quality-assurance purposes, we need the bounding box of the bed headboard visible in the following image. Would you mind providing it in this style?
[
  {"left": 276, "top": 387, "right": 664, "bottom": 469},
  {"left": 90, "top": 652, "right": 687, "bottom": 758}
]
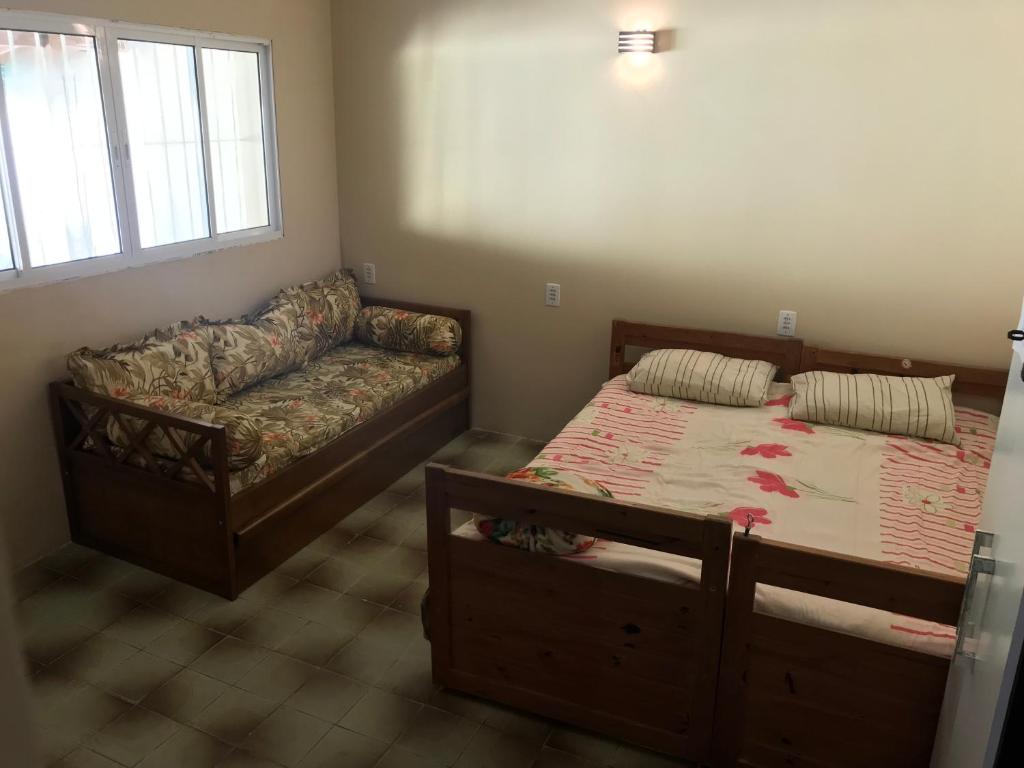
[
  {"left": 609, "top": 320, "right": 804, "bottom": 381},
  {"left": 801, "top": 346, "right": 1008, "bottom": 401}
]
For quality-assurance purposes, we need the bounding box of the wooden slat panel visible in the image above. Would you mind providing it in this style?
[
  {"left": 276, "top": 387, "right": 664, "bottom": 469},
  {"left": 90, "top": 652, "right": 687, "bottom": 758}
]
[
  {"left": 753, "top": 538, "right": 965, "bottom": 625},
  {"left": 743, "top": 694, "right": 937, "bottom": 767},
  {"left": 749, "top": 614, "right": 950, "bottom": 705},
  {"left": 801, "top": 346, "right": 1007, "bottom": 400},
  {"left": 439, "top": 466, "right": 714, "bottom": 558},
  {"left": 450, "top": 569, "right": 697, "bottom": 680},
  {"left": 735, "top": 616, "right": 947, "bottom": 768},
  {"left": 609, "top": 319, "right": 804, "bottom": 380},
  {"left": 452, "top": 630, "right": 693, "bottom": 734}
]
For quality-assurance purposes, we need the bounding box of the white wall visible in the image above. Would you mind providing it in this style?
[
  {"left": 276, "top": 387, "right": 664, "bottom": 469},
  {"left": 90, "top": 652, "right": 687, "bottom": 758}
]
[{"left": 333, "top": 0, "right": 1024, "bottom": 440}]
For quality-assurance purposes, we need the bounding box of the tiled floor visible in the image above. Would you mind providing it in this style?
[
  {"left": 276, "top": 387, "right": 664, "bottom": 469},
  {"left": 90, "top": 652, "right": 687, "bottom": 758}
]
[{"left": 14, "top": 430, "right": 688, "bottom": 768}]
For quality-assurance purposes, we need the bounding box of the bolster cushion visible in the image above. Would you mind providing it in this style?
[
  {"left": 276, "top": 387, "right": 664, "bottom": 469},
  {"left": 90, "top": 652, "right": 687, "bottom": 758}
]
[
  {"left": 354, "top": 306, "right": 462, "bottom": 357},
  {"left": 627, "top": 348, "right": 777, "bottom": 407},
  {"left": 789, "top": 371, "right": 959, "bottom": 444},
  {"left": 106, "top": 394, "right": 265, "bottom": 470},
  {"left": 68, "top": 321, "right": 218, "bottom": 404}
]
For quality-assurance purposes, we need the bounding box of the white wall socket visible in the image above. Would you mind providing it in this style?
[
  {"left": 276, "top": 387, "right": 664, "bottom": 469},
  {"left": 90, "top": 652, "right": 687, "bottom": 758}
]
[
  {"left": 362, "top": 263, "right": 376, "bottom": 285},
  {"left": 777, "top": 310, "right": 797, "bottom": 337},
  {"left": 545, "top": 283, "right": 561, "bottom": 307}
]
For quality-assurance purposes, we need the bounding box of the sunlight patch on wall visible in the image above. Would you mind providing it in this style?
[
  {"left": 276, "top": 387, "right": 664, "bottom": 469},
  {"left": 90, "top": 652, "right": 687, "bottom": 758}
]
[{"left": 396, "top": 9, "right": 672, "bottom": 258}]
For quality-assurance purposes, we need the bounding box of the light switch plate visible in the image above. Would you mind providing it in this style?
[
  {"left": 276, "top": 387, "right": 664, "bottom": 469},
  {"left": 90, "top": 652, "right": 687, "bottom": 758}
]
[
  {"left": 362, "top": 263, "right": 376, "bottom": 285},
  {"left": 777, "top": 310, "right": 797, "bottom": 337},
  {"left": 545, "top": 283, "right": 561, "bottom": 307}
]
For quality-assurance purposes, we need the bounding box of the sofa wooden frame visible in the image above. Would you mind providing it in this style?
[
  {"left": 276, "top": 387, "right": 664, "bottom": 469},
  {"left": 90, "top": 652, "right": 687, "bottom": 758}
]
[
  {"left": 425, "top": 319, "right": 1007, "bottom": 766},
  {"left": 49, "top": 298, "right": 471, "bottom": 599}
]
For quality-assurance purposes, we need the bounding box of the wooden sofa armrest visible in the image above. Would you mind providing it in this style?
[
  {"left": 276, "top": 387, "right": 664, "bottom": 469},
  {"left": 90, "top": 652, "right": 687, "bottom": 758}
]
[{"left": 49, "top": 380, "right": 230, "bottom": 496}]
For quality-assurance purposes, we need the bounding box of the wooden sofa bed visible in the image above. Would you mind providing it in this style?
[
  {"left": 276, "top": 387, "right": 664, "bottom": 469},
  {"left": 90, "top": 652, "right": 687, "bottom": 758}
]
[
  {"left": 49, "top": 297, "right": 470, "bottom": 599},
  {"left": 425, "top": 320, "right": 1007, "bottom": 767}
]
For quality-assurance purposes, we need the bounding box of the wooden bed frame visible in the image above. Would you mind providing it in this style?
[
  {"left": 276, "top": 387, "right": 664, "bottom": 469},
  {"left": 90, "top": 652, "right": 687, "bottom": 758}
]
[
  {"left": 425, "top": 465, "right": 732, "bottom": 763},
  {"left": 426, "top": 319, "right": 1008, "bottom": 766},
  {"left": 49, "top": 299, "right": 471, "bottom": 599},
  {"left": 715, "top": 533, "right": 965, "bottom": 768}
]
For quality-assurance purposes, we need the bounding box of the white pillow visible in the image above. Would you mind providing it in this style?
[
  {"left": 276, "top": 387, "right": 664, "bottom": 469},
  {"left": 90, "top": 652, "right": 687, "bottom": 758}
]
[{"left": 627, "top": 349, "right": 777, "bottom": 407}]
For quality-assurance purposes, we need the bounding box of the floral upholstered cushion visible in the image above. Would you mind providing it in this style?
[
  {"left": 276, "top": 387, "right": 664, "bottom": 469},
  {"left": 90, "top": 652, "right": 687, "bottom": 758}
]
[
  {"left": 68, "top": 321, "right": 218, "bottom": 404},
  {"left": 204, "top": 298, "right": 309, "bottom": 398},
  {"left": 106, "top": 394, "right": 265, "bottom": 470},
  {"left": 278, "top": 270, "right": 362, "bottom": 362},
  {"left": 354, "top": 306, "right": 462, "bottom": 357},
  {"left": 225, "top": 342, "right": 461, "bottom": 488}
]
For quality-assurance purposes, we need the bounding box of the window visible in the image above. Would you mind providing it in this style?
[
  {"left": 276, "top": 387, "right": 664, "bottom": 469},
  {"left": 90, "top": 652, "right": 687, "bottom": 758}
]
[
  {"left": 202, "top": 48, "right": 270, "bottom": 234},
  {"left": 0, "top": 12, "right": 280, "bottom": 289}
]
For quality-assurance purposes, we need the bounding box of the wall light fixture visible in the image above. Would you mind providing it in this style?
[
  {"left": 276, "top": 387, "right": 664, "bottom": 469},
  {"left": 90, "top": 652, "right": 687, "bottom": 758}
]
[{"left": 617, "top": 30, "right": 655, "bottom": 54}]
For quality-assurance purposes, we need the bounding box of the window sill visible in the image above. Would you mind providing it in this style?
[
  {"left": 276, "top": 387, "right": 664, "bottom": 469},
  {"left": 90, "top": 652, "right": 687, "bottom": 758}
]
[{"left": 0, "top": 228, "right": 284, "bottom": 295}]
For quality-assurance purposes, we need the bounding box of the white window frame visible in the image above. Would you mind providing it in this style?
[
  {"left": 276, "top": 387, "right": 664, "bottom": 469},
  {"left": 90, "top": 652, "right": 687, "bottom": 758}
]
[{"left": 0, "top": 10, "right": 282, "bottom": 292}]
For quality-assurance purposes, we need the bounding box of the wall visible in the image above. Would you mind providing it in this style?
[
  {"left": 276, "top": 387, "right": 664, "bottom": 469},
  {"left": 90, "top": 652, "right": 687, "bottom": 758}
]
[
  {"left": 0, "top": 0, "right": 340, "bottom": 568},
  {"left": 332, "top": 0, "right": 1024, "bottom": 441}
]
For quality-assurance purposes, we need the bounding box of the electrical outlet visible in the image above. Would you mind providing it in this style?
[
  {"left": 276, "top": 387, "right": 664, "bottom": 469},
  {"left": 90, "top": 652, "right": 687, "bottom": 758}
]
[
  {"left": 777, "top": 310, "right": 797, "bottom": 337},
  {"left": 362, "top": 263, "right": 376, "bottom": 285},
  {"left": 545, "top": 283, "right": 561, "bottom": 307}
]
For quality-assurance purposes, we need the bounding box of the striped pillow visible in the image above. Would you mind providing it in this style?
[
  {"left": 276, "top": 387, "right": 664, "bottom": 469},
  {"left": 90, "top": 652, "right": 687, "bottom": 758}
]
[
  {"left": 626, "top": 349, "right": 777, "bottom": 407},
  {"left": 789, "top": 371, "right": 958, "bottom": 444}
]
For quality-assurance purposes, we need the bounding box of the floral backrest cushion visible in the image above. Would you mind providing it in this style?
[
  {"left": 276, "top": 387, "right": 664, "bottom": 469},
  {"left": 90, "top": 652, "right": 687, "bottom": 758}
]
[
  {"left": 106, "top": 394, "right": 264, "bottom": 470},
  {"left": 68, "top": 321, "right": 218, "bottom": 404},
  {"left": 203, "top": 298, "right": 308, "bottom": 398},
  {"left": 278, "top": 269, "right": 362, "bottom": 362},
  {"left": 354, "top": 306, "right": 462, "bottom": 357}
]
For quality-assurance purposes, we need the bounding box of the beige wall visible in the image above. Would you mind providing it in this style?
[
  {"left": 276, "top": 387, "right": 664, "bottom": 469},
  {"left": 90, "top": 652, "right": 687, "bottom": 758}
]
[
  {"left": 333, "top": 0, "right": 1024, "bottom": 440},
  {"left": 0, "top": 0, "right": 341, "bottom": 568}
]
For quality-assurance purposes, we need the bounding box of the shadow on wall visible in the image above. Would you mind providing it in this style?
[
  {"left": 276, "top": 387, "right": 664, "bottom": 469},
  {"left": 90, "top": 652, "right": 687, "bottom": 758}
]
[{"left": 333, "top": 0, "right": 1024, "bottom": 440}]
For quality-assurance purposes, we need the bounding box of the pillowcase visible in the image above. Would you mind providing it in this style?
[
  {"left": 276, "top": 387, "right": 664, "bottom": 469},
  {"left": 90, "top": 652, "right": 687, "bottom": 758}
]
[
  {"left": 106, "top": 394, "right": 264, "bottom": 470},
  {"left": 277, "top": 269, "right": 361, "bottom": 362},
  {"left": 354, "top": 306, "right": 462, "bottom": 357},
  {"left": 627, "top": 349, "right": 777, "bottom": 407},
  {"left": 68, "top": 320, "right": 218, "bottom": 404},
  {"left": 789, "top": 371, "right": 959, "bottom": 444}
]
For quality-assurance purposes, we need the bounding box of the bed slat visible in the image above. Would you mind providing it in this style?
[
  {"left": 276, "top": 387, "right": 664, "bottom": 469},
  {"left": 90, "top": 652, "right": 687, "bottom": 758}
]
[
  {"left": 753, "top": 538, "right": 964, "bottom": 625},
  {"left": 440, "top": 466, "right": 711, "bottom": 559}
]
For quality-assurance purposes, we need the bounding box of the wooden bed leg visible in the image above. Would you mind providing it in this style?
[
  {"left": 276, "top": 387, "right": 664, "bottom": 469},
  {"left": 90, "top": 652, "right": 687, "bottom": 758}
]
[
  {"left": 425, "top": 463, "right": 454, "bottom": 686},
  {"left": 713, "top": 532, "right": 760, "bottom": 768}
]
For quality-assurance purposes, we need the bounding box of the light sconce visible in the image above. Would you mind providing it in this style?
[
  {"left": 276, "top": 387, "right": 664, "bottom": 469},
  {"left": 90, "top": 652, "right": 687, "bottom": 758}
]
[{"left": 617, "top": 30, "right": 655, "bottom": 54}]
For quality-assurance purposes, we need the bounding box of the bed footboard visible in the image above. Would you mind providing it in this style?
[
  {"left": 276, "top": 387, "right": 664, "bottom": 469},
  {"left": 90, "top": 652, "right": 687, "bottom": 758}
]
[
  {"left": 714, "top": 533, "right": 965, "bottom": 768},
  {"left": 425, "top": 463, "right": 732, "bottom": 763}
]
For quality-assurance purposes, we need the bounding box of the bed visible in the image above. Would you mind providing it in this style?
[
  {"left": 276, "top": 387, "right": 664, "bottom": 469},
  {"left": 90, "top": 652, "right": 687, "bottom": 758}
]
[{"left": 425, "top": 320, "right": 1007, "bottom": 767}]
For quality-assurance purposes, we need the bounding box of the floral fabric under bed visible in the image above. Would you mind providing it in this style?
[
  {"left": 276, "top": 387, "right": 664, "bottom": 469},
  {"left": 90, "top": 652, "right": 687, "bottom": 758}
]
[{"left": 462, "top": 375, "right": 997, "bottom": 657}]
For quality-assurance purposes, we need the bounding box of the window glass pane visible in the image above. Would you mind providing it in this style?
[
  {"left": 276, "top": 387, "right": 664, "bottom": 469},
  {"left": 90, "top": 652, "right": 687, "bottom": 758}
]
[
  {"left": 118, "top": 39, "right": 209, "bottom": 249},
  {"left": 202, "top": 48, "right": 269, "bottom": 233},
  {"left": 0, "top": 30, "right": 120, "bottom": 266}
]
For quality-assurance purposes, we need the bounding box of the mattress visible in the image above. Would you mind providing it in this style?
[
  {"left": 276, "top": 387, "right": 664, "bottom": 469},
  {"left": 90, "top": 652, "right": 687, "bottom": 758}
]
[{"left": 455, "top": 376, "right": 997, "bottom": 657}]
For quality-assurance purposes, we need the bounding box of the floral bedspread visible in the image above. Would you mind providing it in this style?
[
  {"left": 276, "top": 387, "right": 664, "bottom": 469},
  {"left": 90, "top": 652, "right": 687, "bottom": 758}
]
[{"left": 469, "top": 375, "right": 997, "bottom": 655}]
